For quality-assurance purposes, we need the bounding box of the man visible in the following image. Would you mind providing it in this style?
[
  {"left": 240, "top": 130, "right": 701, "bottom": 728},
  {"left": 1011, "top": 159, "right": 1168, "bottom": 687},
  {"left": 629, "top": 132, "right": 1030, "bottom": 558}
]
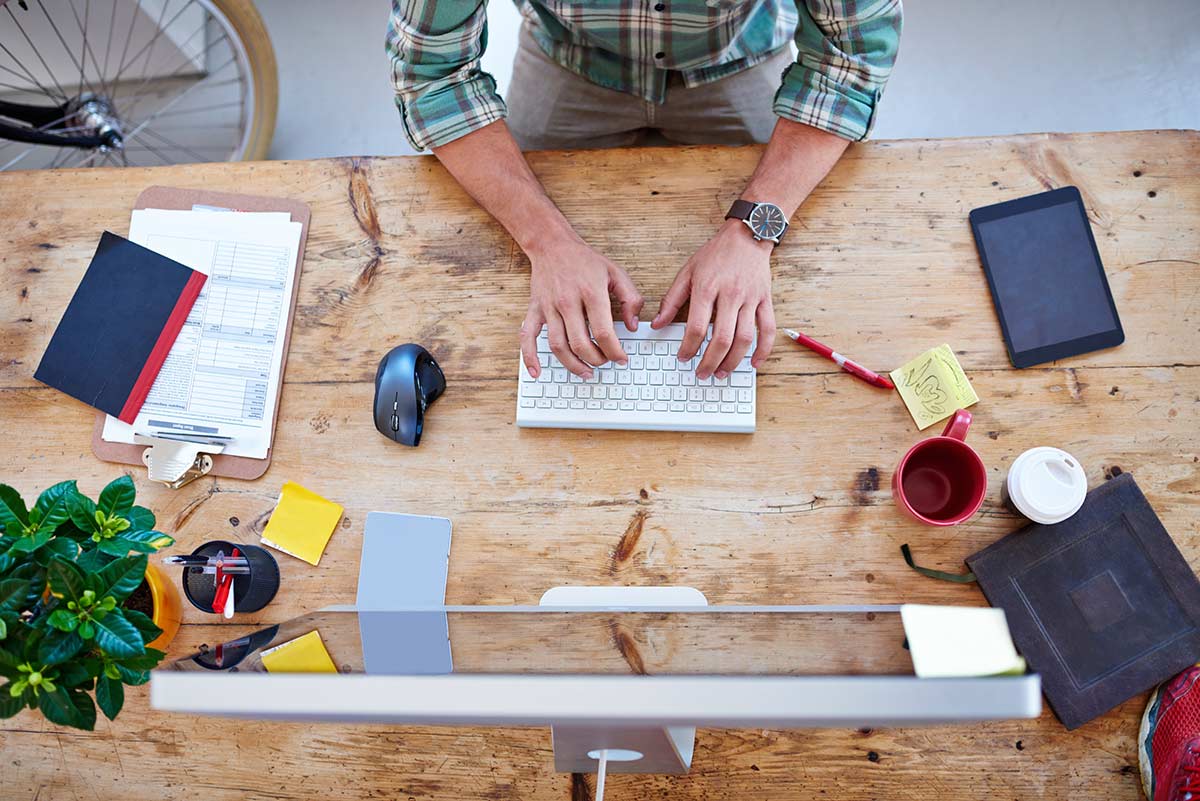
[{"left": 387, "top": 0, "right": 902, "bottom": 380}]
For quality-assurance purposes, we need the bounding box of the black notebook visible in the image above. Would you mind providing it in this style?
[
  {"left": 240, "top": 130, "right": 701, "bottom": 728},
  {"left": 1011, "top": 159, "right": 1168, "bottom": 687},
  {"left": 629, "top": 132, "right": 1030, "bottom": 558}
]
[
  {"left": 34, "top": 231, "right": 206, "bottom": 424},
  {"left": 967, "top": 472, "right": 1200, "bottom": 729}
]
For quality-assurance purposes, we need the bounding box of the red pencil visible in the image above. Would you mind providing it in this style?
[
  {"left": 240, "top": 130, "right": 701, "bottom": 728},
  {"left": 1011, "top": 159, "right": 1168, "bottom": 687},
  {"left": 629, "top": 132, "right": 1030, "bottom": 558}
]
[{"left": 783, "top": 328, "right": 895, "bottom": 390}]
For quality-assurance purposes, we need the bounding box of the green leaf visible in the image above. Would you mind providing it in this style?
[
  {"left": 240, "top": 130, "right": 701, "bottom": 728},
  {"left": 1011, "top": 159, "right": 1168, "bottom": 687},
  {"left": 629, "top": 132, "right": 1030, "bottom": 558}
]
[
  {"left": 90, "top": 610, "right": 144, "bottom": 658},
  {"left": 78, "top": 620, "right": 94, "bottom": 640},
  {"left": 47, "top": 609, "right": 79, "bottom": 632},
  {"left": 95, "top": 555, "right": 147, "bottom": 603},
  {"left": 0, "top": 682, "right": 27, "bottom": 718},
  {"left": 39, "top": 628, "right": 85, "bottom": 664},
  {"left": 0, "top": 644, "right": 22, "bottom": 675},
  {"left": 0, "top": 577, "right": 35, "bottom": 612},
  {"left": 114, "top": 663, "right": 150, "bottom": 686},
  {"left": 0, "top": 616, "right": 6, "bottom": 640},
  {"left": 7, "top": 530, "right": 53, "bottom": 554},
  {"left": 31, "top": 481, "right": 77, "bottom": 539},
  {"left": 38, "top": 684, "right": 86, "bottom": 729},
  {"left": 70, "top": 689, "right": 97, "bottom": 730},
  {"left": 46, "top": 558, "right": 85, "bottom": 602},
  {"left": 121, "top": 609, "right": 162, "bottom": 645},
  {"left": 76, "top": 548, "right": 109, "bottom": 572},
  {"left": 0, "top": 485, "right": 28, "bottom": 528},
  {"left": 35, "top": 536, "right": 79, "bottom": 565},
  {"left": 56, "top": 661, "right": 90, "bottom": 688},
  {"left": 122, "top": 647, "right": 166, "bottom": 670},
  {"left": 119, "top": 529, "right": 175, "bottom": 551},
  {"left": 68, "top": 493, "right": 98, "bottom": 534},
  {"left": 96, "top": 675, "right": 124, "bottom": 720},
  {"left": 124, "top": 506, "right": 155, "bottom": 532},
  {"left": 97, "top": 476, "right": 136, "bottom": 517},
  {"left": 97, "top": 538, "right": 138, "bottom": 557}
]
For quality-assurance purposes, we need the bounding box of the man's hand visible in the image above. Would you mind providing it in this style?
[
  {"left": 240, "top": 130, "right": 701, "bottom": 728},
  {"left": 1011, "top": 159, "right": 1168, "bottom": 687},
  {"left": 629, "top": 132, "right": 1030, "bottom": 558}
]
[
  {"left": 521, "top": 236, "right": 644, "bottom": 380},
  {"left": 652, "top": 220, "right": 777, "bottom": 379}
]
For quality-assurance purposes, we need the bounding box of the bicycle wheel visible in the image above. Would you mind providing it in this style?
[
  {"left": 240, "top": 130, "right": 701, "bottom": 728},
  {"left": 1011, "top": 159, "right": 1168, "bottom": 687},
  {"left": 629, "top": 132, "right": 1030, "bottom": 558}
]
[{"left": 0, "top": 0, "right": 278, "bottom": 170}]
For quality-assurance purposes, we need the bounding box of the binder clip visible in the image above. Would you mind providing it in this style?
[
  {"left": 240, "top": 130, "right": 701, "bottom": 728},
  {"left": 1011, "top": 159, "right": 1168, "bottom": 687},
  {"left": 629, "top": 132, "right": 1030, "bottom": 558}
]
[{"left": 135, "top": 434, "right": 228, "bottom": 490}]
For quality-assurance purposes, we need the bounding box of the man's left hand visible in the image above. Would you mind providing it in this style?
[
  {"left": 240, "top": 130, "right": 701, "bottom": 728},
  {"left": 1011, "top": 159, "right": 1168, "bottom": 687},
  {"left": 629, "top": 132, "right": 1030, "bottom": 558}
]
[{"left": 652, "top": 219, "right": 777, "bottom": 379}]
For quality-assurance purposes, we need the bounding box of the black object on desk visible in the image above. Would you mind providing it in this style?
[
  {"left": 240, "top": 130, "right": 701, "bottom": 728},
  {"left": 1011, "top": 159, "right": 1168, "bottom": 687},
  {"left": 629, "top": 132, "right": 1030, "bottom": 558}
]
[
  {"left": 969, "top": 186, "right": 1124, "bottom": 368},
  {"left": 182, "top": 540, "right": 280, "bottom": 614},
  {"left": 966, "top": 473, "right": 1200, "bottom": 730}
]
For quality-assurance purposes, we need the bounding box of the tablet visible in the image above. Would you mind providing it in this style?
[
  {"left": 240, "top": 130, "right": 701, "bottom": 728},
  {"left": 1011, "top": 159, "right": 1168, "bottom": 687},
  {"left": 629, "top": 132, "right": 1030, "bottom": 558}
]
[{"left": 969, "top": 186, "right": 1123, "bottom": 368}]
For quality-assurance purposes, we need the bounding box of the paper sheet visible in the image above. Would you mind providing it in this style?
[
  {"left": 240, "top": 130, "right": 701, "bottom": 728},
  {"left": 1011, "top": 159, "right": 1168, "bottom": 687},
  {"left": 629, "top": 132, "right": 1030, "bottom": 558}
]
[
  {"left": 260, "top": 630, "right": 338, "bottom": 674},
  {"left": 900, "top": 604, "right": 1026, "bottom": 678},
  {"left": 101, "top": 209, "right": 301, "bottom": 459},
  {"left": 890, "top": 344, "right": 979, "bottom": 429},
  {"left": 260, "top": 481, "right": 344, "bottom": 566}
]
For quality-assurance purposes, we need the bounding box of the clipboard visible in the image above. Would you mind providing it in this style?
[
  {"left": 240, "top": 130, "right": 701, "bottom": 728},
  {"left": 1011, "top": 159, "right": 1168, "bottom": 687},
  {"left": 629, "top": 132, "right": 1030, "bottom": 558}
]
[{"left": 91, "top": 186, "right": 311, "bottom": 482}]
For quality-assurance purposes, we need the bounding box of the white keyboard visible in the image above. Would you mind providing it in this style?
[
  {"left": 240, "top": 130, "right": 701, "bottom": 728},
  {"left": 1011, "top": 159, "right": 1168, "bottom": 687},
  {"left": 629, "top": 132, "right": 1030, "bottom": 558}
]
[{"left": 516, "top": 322, "right": 756, "bottom": 433}]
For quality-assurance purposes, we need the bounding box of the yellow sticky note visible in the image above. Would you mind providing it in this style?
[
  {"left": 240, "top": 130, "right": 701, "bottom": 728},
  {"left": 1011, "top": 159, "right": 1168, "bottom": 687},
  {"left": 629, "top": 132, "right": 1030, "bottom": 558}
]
[
  {"left": 890, "top": 344, "right": 979, "bottom": 429},
  {"left": 261, "top": 481, "right": 344, "bottom": 566},
  {"left": 260, "top": 630, "right": 337, "bottom": 674}
]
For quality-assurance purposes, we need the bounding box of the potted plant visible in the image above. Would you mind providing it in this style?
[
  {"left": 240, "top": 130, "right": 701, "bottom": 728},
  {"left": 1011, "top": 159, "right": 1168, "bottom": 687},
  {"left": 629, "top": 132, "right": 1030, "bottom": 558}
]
[{"left": 0, "top": 476, "right": 178, "bottom": 730}]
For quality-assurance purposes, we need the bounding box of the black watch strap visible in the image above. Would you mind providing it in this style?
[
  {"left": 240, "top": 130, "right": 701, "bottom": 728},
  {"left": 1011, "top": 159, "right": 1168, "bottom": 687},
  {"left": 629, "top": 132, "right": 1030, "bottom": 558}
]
[{"left": 725, "top": 199, "right": 756, "bottom": 221}]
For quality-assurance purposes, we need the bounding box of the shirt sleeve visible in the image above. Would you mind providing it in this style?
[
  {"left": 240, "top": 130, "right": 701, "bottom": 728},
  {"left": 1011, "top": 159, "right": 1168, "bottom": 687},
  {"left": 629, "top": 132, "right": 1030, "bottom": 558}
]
[
  {"left": 774, "top": 0, "right": 903, "bottom": 141},
  {"left": 386, "top": 0, "right": 507, "bottom": 151}
]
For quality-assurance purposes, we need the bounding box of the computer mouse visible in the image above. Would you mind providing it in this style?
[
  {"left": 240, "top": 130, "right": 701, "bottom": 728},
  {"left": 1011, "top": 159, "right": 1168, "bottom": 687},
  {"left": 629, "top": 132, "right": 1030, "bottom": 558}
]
[{"left": 373, "top": 344, "right": 446, "bottom": 446}]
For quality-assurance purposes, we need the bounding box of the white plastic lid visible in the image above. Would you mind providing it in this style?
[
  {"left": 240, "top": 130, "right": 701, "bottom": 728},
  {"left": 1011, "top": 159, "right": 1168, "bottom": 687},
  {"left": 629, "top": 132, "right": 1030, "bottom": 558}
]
[{"left": 1007, "top": 447, "right": 1088, "bottom": 525}]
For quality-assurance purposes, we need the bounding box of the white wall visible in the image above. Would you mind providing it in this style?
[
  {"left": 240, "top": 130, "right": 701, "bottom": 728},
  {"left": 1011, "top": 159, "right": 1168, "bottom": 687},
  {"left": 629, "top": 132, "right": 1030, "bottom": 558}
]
[{"left": 255, "top": 0, "right": 1200, "bottom": 160}]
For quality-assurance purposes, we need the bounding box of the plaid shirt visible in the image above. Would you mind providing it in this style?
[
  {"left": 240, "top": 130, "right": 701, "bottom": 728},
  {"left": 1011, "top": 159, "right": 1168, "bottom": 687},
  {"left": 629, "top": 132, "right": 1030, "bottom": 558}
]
[{"left": 387, "top": 0, "right": 902, "bottom": 151}]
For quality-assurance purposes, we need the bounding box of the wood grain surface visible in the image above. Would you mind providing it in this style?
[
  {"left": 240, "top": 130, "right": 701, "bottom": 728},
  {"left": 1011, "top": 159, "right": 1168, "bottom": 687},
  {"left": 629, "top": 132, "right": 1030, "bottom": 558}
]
[{"left": 1, "top": 130, "right": 1197, "bottom": 800}]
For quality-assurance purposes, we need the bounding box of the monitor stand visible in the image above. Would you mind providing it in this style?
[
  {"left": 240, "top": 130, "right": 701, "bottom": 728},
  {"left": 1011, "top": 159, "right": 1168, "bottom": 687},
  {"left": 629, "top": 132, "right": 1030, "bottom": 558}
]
[{"left": 539, "top": 586, "right": 708, "bottom": 776}]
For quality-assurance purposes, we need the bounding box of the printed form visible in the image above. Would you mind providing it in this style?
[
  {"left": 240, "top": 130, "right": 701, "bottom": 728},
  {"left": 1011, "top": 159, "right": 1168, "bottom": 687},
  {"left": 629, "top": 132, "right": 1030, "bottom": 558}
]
[{"left": 102, "top": 209, "right": 302, "bottom": 459}]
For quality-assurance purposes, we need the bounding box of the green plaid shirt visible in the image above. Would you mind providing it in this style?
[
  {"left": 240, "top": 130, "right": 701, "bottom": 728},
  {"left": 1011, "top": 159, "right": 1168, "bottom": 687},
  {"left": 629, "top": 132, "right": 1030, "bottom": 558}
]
[{"left": 387, "top": 0, "right": 902, "bottom": 151}]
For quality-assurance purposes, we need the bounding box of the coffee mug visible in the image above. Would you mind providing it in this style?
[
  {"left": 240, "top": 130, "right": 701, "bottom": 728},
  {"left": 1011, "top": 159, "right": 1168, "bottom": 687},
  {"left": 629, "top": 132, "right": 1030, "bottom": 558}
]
[{"left": 892, "top": 409, "right": 987, "bottom": 526}]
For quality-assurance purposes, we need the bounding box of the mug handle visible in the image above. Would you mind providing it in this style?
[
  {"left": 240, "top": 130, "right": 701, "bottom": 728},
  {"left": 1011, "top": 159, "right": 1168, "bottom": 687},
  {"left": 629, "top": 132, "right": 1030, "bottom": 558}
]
[{"left": 941, "top": 409, "right": 972, "bottom": 441}]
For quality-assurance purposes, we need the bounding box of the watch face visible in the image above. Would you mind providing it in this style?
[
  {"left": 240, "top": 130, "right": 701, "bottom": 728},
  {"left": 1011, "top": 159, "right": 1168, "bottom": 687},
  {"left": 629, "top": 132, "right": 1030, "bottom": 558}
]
[{"left": 749, "top": 203, "right": 787, "bottom": 241}]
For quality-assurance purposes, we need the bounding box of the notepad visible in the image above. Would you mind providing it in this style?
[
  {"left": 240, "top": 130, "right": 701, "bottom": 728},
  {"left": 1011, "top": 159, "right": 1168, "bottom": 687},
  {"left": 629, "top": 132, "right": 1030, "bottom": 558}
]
[
  {"left": 890, "top": 344, "right": 979, "bottom": 429},
  {"left": 260, "top": 630, "right": 337, "bottom": 673},
  {"left": 900, "top": 605, "right": 1025, "bottom": 678},
  {"left": 260, "top": 481, "right": 344, "bottom": 565}
]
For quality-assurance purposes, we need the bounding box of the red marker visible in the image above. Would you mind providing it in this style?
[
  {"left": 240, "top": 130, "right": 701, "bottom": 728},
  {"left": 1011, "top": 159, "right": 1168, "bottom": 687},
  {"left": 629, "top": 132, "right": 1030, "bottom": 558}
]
[{"left": 783, "top": 328, "right": 895, "bottom": 390}]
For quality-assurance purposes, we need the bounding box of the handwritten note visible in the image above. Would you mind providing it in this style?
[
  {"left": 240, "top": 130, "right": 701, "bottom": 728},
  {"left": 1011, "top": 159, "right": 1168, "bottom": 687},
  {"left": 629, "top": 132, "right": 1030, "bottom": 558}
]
[{"left": 891, "top": 344, "right": 978, "bottom": 429}]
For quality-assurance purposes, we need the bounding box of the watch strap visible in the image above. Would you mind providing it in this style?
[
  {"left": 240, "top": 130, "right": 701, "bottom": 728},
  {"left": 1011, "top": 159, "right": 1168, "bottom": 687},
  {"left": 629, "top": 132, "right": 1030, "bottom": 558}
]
[{"left": 725, "top": 199, "right": 756, "bottom": 221}]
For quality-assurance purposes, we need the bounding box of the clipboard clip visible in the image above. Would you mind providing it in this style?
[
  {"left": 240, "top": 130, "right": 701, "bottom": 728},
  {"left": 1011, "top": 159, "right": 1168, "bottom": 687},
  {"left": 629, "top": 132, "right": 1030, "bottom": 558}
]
[{"left": 135, "top": 433, "right": 229, "bottom": 489}]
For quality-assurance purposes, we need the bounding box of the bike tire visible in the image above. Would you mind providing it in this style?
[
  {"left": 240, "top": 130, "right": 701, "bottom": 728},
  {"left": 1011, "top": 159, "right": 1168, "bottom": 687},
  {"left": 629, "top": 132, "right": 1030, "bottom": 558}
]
[{"left": 210, "top": 0, "right": 278, "bottom": 161}]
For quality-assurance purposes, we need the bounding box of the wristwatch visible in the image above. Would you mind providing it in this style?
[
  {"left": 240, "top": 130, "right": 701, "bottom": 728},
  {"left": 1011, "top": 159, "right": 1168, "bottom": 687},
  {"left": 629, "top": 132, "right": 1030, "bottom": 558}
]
[{"left": 725, "top": 199, "right": 789, "bottom": 244}]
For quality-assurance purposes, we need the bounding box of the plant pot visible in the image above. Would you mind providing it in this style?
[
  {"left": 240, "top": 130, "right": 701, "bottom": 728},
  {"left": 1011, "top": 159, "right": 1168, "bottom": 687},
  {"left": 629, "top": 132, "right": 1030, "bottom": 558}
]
[{"left": 142, "top": 562, "right": 182, "bottom": 652}]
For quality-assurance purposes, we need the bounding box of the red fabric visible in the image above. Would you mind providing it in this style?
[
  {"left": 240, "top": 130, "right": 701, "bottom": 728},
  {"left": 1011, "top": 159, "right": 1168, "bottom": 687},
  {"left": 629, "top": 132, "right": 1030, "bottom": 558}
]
[
  {"left": 1151, "top": 667, "right": 1200, "bottom": 801},
  {"left": 117, "top": 270, "right": 206, "bottom": 423}
]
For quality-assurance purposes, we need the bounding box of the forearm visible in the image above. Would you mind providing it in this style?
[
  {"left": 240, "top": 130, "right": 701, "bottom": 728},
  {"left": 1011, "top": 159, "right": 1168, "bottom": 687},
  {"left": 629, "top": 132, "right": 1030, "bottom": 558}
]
[
  {"left": 740, "top": 118, "right": 850, "bottom": 218},
  {"left": 431, "top": 120, "right": 578, "bottom": 257}
]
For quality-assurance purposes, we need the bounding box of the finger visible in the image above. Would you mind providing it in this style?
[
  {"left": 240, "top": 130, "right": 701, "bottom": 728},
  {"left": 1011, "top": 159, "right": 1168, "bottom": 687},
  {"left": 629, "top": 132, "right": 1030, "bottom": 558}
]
[
  {"left": 716, "top": 305, "right": 756, "bottom": 377},
  {"left": 585, "top": 293, "right": 628, "bottom": 365},
  {"left": 697, "top": 298, "right": 738, "bottom": 379},
  {"left": 561, "top": 303, "right": 607, "bottom": 371},
  {"left": 652, "top": 268, "right": 691, "bottom": 329},
  {"left": 677, "top": 289, "right": 713, "bottom": 363},
  {"left": 546, "top": 311, "right": 593, "bottom": 378},
  {"left": 520, "top": 311, "right": 545, "bottom": 378},
  {"left": 751, "top": 300, "right": 777, "bottom": 368},
  {"left": 611, "top": 269, "right": 645, "bottom": 331}
]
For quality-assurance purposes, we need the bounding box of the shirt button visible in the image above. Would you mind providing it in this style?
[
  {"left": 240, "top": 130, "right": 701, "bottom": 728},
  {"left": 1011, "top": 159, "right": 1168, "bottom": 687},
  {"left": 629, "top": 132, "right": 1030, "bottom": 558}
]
[
  {"left": 654, "top": 2, "right": 664, "bottom": 9},
  {"left": 655, "top": 51, "right": 665, "bottom": 59}
]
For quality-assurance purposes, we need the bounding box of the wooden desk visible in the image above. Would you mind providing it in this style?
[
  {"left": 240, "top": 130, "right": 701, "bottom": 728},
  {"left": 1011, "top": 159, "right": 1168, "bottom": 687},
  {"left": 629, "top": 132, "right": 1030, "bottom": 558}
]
[{"left": 1, "top": 131, "right": 1197, "bottom": 800}]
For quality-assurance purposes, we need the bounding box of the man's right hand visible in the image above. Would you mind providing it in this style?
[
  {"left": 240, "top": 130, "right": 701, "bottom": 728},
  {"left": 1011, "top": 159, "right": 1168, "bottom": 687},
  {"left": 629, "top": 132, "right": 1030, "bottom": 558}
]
[{"left": 521, "top": 237, "right": 644, "bottom": 380}]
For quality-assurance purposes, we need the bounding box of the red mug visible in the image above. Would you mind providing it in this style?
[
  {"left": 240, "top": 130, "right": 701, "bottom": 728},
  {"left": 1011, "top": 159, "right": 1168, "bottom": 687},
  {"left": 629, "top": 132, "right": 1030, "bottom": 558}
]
[{"left": 892, "top": 409, "right": 987, "bottom": 526}]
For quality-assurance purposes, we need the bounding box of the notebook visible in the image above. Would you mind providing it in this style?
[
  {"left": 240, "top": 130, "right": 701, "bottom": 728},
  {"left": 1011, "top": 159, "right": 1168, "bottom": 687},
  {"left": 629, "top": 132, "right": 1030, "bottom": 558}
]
[
  {"left": 34, "top": 231, "right": 206, "bottom": 423},
  {"left": 966, "top": 473, "right": 1200, "bottom": 729}
]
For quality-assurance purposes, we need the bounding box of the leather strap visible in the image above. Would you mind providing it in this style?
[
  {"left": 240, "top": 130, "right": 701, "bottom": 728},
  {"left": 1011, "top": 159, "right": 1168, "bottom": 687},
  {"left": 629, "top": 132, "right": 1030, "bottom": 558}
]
[{"left": 724, "top": 199, "right": 756, "bottom": 221}]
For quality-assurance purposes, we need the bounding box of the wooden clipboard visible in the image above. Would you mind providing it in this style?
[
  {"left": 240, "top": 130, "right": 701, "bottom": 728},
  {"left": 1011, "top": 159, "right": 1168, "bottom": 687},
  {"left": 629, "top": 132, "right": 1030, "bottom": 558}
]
[{"left": 91, "top": 186, "right": 311, "bottom": 481}]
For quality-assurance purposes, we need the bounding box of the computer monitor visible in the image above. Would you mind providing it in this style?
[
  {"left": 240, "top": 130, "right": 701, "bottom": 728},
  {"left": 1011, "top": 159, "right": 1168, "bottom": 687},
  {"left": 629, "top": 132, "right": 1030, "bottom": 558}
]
[{"left": 151, "top": 604, "right": 1041, "bottom": 779}]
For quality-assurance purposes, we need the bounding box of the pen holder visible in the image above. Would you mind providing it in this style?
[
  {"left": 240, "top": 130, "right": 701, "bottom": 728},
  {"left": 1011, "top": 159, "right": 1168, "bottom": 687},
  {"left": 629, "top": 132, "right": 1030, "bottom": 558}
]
[{"left": 181, "top": 540, "right": 280, "bottom": 614}]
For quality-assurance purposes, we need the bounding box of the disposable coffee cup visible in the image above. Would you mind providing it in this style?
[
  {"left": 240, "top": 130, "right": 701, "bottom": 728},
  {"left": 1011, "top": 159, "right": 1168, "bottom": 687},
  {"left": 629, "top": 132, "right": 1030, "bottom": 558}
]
[{"left": 1003, "top": 447, "right": 1088, "bottom": 525}]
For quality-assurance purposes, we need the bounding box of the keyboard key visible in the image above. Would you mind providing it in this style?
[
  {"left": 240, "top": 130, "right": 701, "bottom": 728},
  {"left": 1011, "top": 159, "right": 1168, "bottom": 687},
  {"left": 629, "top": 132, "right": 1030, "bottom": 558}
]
[
  {"left": 630, "top": 355, "right": 645, "bottom": 370},
  {"left": 537, "top": 371, "right": 552, "bottom": 383},
  {"left": 657, "top": 387, "right": 671, "bottom": 400},
  {"left": 653, "top": 402, "right": 668, "bottom": 411},
  {"left": 545, "top": 385, "right": 560, "bottom": 398},
  {"left": 570, "top": 400, "right": 584, "bottom": 409},
  {"left": 721, "top": 388, "right": 736, "bottom": 402},
  {"left": 538, "top": 399, "right": 552, "bottom": 409},
  {"left": 633, "top": 372, "right": 648, "bottom": 385},
  {"left": 682, "top": 373, "right": 696, "bottom": 386},
  {"left": 640, "top": 387, "right": 654, "bottom": 400},
  {"left": 538, "top": 354, "right": 549, "bottom": 368},
  {"left": 626, "top": 387, "right": 639, "bottom": 400},
  {"left": 686, "top": 402, "right": 702, "bottom": 412},
  {"left": 570, "top": 373, "right": 583, "bottom": 384},
  {"left": 714, "top": 375, "right": 729, "bottom": 387},
  {"left": 522, "top": 384, "right": 543, "bottom": 397},
  {"left": 653, "top": 342, "right": 668, "bottom": 355},
  {"left": 738, "top": 404, "right": 752, "bottom": 413},
  {"left": 666, "top": 372, "right": 680, "bottom": 386},
  {"left": 689, "top": 388, "right": 704, "bottom": 402},
  {"left": 699, "top": 376, "right": 714, "bottom": 387},
  {"left": 601, "top": 371, "right": 615, "bottom": 384},
  {"left": 620, "top": 401, "right": 635, "bottom": 411},
  {"left": 703, "top": 402, "right": 720, "bottom": 413},
  {"left": 562, "top": 385, "right": 575, "bottom": 399},
  {"left": 638, "top": 342, "right": 653, "bottom": 355},
  {"left": 730, "top": 373, "right": 753, "bottom": 387},
  {"left": 649, "top": 373, "right": 663, "bottom": 385},
  {"left": 647, "top": 356, "right": 661, "bottom": 370},
  {"left": 578, "top": 386, "right": 591, "bottom": 399},
  {"left": 549, "top": 355, "right": 562, "bottom": 368},
  {"left": 617, "top": 372, "right": 632, "bottom": 385},
  {"left": 587, "top": 400, "right": 601, "bottom": 410},
  {"left": 637, "top": 401, "right": 652, "bottom": 411},
  {"left": 554, "top": 399, "right": 568, "bottom": 409},
  {"left": 521, "top": 398, "right": 535, "bottom": 407},
  {"left": 720, "top": 402, "right": 735, "bottom": 413},
  {"left": 738, "top": 389, "right": 752, "bottom": 403},
  {"left": 670, "top": 402, "right": 685, "bottom": 412},
  {"left": 553, "top": 369, "right": 568, "bottom": 382},
  {"left": 705, "top": 388, "right": 720, "bottom": 402},
  {"left": 603, "top": 401, "right": 618, "bottom": 410},
  {"left": 673, "top": 387, "right": 687, "bottom": 401}
]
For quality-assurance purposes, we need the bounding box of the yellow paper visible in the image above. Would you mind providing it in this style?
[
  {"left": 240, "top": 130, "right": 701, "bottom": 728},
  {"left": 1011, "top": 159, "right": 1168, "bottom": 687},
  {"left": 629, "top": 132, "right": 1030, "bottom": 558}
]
[
  {"left": 890, "top": 344, "right": 979, "bottom": 429},
  {"left": 260, "top": 630, "right": 337, "bottom": 674},
  {"left": 260, "top": 481, "right": 344, "bottom": 566}
]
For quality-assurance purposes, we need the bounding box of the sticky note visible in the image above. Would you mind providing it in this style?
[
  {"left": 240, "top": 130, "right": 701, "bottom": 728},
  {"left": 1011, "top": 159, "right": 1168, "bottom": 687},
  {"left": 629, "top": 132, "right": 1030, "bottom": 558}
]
[
  {"left": 260, "top": 630, "right": 338, "bottom": 674},
  {"left": 890, "top": 344, "right": 978, "bottom": 429},
  {"left": 900, "top": 605, "right": 1025, "bottom": 678},
  {"left": 260, "top": 481, "right": 344, "bottom": 565}
]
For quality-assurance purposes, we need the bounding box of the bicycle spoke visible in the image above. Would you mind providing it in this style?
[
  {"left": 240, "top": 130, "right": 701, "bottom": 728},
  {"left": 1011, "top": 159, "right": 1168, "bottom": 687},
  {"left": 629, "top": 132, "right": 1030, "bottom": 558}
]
[
  {"left": 68, "top": 0, "right": 110, "bottom": 97},
  {"left": 122, "top": 55, "right": 236, "bottom": 140},
  {"left": 109, "top": 0, "right": 145, "bottom": 93},
  {"left": 138, "top": 126, "right": 213, "bottom": 162},
  {"left": 0, "top": 146, "right": 39, "bottom": 172},
  {"left": 117, "top": 25, "right": 227, "bottom": 121},
  {"left": 35, "top": 0, "right": 102, "bottom": 97},
  {"left": 127, "top": 132, "right": 172, "bottom": 164},
  {"left": 1, "top": 13, "right": 70, "bottom": 102},
  {"left": 101, "top": 0, "right": 118, "bottom": 96},
  {"left": 111, "top": 0, "right": 199, "bottom": 100}
]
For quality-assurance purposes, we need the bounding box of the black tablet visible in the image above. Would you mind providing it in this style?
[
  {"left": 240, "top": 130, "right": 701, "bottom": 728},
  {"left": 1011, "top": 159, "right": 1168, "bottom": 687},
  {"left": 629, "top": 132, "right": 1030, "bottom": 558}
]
[{"left": 969, "top": 186, "right": 1123, "bottom": 368}]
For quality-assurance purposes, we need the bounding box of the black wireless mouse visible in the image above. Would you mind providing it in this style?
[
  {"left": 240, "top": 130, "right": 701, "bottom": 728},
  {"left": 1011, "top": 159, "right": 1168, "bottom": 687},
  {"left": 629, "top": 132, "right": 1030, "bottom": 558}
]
[{"left": 373, "top": 344, "right": 446, "bottom": 446}]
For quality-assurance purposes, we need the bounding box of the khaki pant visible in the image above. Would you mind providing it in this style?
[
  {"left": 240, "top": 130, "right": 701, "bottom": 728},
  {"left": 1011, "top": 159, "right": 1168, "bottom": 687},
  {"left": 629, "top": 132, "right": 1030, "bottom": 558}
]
[{"left": 506, "top": 24, "right": 788, "bottom": 150}]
